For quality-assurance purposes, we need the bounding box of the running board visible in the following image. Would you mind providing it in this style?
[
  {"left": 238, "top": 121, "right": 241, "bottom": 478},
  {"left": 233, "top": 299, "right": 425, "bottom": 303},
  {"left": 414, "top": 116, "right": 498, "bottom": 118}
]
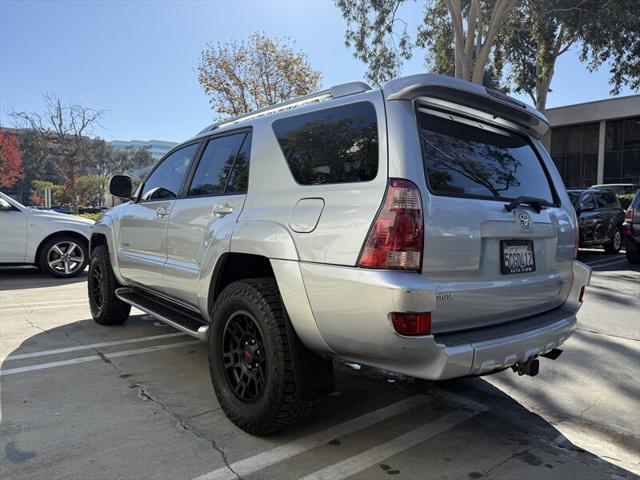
[{"left": 115, "top": 287, "right": 209, "bottom": 341}]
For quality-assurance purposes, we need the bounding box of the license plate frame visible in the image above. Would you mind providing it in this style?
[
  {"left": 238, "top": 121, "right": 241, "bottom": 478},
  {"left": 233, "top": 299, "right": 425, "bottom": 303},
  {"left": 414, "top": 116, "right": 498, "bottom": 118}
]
[{"left": 500, "top": 240, "right": 536, "bottom": 275}]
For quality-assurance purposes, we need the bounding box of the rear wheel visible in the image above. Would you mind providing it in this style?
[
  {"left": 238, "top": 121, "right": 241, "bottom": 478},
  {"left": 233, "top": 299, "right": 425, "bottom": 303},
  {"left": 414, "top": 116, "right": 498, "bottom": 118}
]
[
  {"left": 209, "top": 278, "right": 310, "bottom": 435},
  {"left": 38, "top": 236, "right": 88, "bottom": 278},
  {"left": 627, "top": 249, "right": 640, "bottom": 264},
  {"left": 88, "top": 245, "right": 131, "bottom": 325},
  {"left": 604, "top": 228, "right": 623, "bottom": 254}
]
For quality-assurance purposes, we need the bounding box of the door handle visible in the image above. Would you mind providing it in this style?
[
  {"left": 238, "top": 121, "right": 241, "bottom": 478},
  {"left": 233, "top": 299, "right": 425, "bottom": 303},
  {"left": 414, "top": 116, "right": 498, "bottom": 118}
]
[
  {"left": 213, "top": 204, "right": 234, "bottom": 217},
  {"left": 156, "top": 207, "right": 170, "bottom": 218}
]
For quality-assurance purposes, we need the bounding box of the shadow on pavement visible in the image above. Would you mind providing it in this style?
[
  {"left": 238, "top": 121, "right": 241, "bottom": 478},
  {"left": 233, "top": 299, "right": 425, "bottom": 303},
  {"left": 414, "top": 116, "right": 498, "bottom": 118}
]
[
  {"left": 0, "top": 266, "right": 88, "bottom": 291},
  {"left": 1, "top": 317, "right": 638, "bottom": 480}
]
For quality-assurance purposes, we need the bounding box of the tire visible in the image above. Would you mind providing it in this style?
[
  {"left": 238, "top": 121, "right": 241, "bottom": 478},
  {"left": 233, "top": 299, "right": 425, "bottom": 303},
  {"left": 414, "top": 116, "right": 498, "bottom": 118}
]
[
  {"left": 38, "top": 235, "right": 88, "bottom": 278},
  {"left": 604, "top": 228, "right": 623, "bottom": 254},
  {"left": 209, "top": 278, "right": 310, "bottom": 435},
  {"left": 627, "top": 249, "right": 640, "bottom": 264},
  {"left": 88, "top": 245, "right": 131, "bottom": 325}
]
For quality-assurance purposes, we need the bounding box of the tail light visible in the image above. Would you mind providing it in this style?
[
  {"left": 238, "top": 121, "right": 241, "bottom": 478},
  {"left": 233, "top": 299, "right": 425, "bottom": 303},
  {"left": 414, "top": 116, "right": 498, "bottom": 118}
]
[
  {"left": 625, "top": 206, "right": 634, "bottom": 223},
  {"left": 358, "top": 179, "right": 423, "bottom": 271},
  {"left": 392, "top": 312, "right": 432, "bottom": 335}
]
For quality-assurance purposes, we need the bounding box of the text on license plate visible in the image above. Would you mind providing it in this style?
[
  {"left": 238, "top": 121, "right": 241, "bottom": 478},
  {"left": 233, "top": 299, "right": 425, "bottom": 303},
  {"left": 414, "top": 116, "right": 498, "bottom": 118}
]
[{"left": 501, "top": 240, "right": 535, "bottom": 274}]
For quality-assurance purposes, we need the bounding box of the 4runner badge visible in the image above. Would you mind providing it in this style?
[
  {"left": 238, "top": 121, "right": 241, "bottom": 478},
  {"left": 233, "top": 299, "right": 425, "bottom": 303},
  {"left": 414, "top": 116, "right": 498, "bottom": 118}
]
[{"left": 517, "top": 211, "right": 532, "bottom": 230}]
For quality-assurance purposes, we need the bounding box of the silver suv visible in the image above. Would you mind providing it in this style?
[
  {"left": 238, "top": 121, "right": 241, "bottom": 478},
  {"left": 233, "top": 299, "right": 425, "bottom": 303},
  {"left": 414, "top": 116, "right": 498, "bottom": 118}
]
[{"left": 88, "top": 74, "right": 591, "bottom": 435}]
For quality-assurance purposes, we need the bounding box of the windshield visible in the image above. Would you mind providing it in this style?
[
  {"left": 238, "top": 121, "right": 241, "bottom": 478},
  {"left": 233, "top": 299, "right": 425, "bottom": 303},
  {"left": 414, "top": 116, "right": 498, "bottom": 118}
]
[
  {"left": 0, "top": 191, "right": 25, "bottom": 209},
  {"left": 418, "top": 110, "right": 555, "bottom": 203},
  {"left": 567, "top": 191, "right": 581, "bottom": 207}
]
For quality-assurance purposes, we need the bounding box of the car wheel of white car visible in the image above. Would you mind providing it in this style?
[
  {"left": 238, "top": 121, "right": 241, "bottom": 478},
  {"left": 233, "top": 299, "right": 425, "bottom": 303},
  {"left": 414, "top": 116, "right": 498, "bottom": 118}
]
[{"left": 38, "top": 236, "right": 88, "bottom": 278}]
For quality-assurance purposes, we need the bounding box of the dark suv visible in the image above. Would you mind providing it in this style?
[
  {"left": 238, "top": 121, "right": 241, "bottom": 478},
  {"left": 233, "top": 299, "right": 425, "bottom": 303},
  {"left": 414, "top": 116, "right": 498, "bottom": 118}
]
[
  {"left": 568, "top": 189, "right": 625, "bottom": 253},
  {"left": 623, "top": 190, "right": 640, "bottom": 264}
]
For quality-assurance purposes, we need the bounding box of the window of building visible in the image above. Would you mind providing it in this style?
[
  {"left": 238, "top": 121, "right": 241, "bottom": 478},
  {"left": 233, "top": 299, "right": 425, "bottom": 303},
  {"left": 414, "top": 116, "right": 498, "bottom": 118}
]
[
  {"left": 272, "top": 102, "right": 378, "bottom": 185},
  {"left": 550, "top": 122, "right": 599, "bottom": 188},
  {"left": 604, "top": 117, "right": 640, "bottom": 184},
  {"left": 187, "top": 133, "right": 247, "bottom": 197}
]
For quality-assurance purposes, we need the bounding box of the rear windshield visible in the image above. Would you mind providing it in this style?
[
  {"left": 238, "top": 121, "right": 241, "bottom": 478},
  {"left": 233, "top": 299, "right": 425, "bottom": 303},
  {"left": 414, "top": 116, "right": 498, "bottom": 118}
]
[{"left": 418, "top": 110, "right": 554, "bottom": 203}]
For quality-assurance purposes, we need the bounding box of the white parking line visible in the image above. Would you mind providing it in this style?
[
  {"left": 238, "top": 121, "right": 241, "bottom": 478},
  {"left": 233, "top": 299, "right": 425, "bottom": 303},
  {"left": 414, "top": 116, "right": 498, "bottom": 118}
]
[
  {"left": 5, "top": 333, "right": 186, "bottom": 361},
  {"left": 1, "top": 299, "right": 89, "bottom": 309},
  {"left": 192, "top": 395, "right": 432, "bottom": 480},
  {"left": 0, "top": 340, "right": 200, "bottom": 376},
  {"left": 1, "top": 302, "right": 89, "bottom": 313},
  {"left": 300, "top": 410, "right": 477, "bottom": 480}
]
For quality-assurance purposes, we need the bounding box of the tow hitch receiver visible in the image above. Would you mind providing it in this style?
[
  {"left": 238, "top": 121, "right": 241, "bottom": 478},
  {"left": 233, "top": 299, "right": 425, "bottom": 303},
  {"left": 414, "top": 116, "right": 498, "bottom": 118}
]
[{"left": 512, "top": 357, "right": 539, "bottom": 377}]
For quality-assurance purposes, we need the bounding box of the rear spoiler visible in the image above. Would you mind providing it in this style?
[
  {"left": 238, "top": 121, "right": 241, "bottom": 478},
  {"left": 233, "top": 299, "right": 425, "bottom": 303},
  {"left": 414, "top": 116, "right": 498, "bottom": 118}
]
[{"left": 383, "top": 74, "right": 549, "bottom": 138}]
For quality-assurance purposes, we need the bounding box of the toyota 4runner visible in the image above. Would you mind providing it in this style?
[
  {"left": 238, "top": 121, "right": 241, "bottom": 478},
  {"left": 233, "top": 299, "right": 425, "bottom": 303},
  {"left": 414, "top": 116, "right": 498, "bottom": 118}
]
[{"left": 88, "top": 74, "right": 591, "bottom": 435}]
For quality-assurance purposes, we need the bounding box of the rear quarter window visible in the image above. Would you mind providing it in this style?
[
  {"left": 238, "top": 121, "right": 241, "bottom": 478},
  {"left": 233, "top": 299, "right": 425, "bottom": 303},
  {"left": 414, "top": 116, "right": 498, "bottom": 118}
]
[
  {"left": 272, "top": 102, "right": 378, "bottom": 185},
  {"left": 418, "top": 109, "right": 554, "bottom": 203}
]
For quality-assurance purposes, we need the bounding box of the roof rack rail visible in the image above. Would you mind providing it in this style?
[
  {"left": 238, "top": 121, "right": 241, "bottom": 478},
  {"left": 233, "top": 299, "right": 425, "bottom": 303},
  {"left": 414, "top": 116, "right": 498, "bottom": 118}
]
[{"left": 196, "top": 81, "right": 372, "bottom": 135}]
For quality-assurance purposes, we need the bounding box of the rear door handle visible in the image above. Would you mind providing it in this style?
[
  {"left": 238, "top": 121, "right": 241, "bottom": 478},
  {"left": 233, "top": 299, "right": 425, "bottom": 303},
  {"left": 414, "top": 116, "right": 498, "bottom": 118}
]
[
  {"left": 213, "top": 204, "right": 234, "bottom": 217},
  {"left": 156, "top": 207, "right": 170, "bottom": 218}
]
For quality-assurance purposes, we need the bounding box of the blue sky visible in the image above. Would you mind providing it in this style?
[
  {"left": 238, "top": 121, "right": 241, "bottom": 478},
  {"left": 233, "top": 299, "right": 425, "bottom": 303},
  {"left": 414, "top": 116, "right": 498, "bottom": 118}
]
[{"left": 1, "top": 0, "right": 634, "bottom": 143}]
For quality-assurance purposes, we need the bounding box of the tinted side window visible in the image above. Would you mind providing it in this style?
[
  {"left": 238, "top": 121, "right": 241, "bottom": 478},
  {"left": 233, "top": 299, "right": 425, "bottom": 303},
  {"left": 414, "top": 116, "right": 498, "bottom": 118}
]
[
  {"left": 272, "top": 102, "right": 378, "bottom": 185},
  {"left": 225, "top": 132, "right": 251, "bottom": 194},
  {"left": 596, "top": 193, "right": 609, "bottom": 209},
  {"left": 188, "top": 133, "right": 246, "bottom": 197},
  {"left": 141, "top": 143, "right": 199, "bottom": 200},
  {"left": 418, "top": 111, "right": 554, "bottom": 203}
]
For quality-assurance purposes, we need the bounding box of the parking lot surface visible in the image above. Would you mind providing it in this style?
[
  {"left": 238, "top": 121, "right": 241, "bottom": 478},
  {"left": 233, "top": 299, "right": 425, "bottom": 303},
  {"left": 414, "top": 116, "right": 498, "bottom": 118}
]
[{"left": 1, "top": 251, "right": 638, "bottom": 480}]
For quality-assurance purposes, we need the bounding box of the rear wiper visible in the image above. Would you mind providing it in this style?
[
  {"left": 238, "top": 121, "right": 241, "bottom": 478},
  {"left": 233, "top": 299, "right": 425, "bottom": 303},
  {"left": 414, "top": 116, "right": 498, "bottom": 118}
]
[{"left": 504, "top": 196, "right": 552, "bottom": 214}]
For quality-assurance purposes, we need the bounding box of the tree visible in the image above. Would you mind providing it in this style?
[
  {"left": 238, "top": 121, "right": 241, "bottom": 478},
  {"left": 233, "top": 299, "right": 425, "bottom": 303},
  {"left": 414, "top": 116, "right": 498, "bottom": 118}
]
[
  {"left": 76, "top": 174, "right": 106, "bottom": 207},
  {"left": 0, "top": 128, "right": 23, "bottom": 188},
  {"left": 30, "top": 180, "right": 64, "bottom": 206},
  {"left": 494, "top": 0, "right": 639, "bottom": 112},
  {"left": 9, "top": 94, "right": 104, "bottom": 212},
  {"left": 197, "top": 32, "right": 322, "bottom": 118},
  {"left": 337, "top": 0, "right": 517, "bottom": 86}
]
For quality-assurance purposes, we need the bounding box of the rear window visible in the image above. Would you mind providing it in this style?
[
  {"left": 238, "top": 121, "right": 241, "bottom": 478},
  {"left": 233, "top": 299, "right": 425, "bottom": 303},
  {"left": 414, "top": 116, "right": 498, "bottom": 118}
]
[
  {"left": 272, "top": 102, "right": 378, "bottom": 185},
  {"left": 418, "top": 110, "right": 554, "bottom": 203}
]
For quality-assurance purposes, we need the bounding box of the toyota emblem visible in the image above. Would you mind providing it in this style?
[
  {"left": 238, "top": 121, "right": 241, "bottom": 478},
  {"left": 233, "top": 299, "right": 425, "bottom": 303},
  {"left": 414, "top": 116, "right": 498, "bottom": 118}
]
[{"left": 517, "top": 211, "right": 532, "bottom": 230}]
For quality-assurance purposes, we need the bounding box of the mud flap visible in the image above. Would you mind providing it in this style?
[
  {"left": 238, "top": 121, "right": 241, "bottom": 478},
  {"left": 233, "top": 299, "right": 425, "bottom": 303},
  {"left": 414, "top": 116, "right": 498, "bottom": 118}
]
[{"left": 285, "top": 314, "right": 335, "bottom": 400}]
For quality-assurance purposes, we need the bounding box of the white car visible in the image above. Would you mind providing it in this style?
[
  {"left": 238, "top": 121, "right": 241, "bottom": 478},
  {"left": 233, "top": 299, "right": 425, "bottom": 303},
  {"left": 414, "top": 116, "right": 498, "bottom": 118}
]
[{"left": 0, "top": 191, "right": 94, "bottom": 278}]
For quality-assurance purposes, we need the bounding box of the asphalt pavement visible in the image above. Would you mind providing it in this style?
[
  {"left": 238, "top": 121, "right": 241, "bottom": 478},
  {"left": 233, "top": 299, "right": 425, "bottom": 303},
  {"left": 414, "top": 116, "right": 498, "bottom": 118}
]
[{"left": 0, "top": 251, "right": 638, "bottom": 480}]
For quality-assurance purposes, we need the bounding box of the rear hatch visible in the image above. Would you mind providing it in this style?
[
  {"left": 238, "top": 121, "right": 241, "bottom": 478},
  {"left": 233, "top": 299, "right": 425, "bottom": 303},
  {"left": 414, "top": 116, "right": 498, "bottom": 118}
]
[{"left": 416, "top": 105, "right": 574, "bottom": 333}]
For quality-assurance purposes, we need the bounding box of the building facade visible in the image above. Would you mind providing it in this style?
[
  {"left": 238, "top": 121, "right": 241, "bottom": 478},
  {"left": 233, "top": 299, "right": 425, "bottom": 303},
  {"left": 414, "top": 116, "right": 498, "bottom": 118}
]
[
  {"left": 546, "top": 95, "right": 640, "bottom": 189},
  {"left": 109, "top": 139, "right": 177, "bottom": 161}
]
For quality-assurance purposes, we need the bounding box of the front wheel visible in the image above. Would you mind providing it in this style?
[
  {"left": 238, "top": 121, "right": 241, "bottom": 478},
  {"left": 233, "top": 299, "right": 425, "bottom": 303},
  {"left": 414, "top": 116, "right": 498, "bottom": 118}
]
[
  {"left": 88, "top": 245, "right": 131, "bottom": 325},
  {"left": 39, "top": 236, "right": 88, "bottom": 278},
  {"left": 209, "top": 278, "right": 310, "bottom": 435},
  {"left": 604, "top": 228, "right": 623, "bottom": 254}
]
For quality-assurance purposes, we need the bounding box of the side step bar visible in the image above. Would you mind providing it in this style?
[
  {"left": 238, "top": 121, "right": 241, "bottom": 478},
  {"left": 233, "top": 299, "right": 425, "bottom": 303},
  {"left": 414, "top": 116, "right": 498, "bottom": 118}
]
[{"left": 115, "top": 287, "right": 209, "bottom": 341}]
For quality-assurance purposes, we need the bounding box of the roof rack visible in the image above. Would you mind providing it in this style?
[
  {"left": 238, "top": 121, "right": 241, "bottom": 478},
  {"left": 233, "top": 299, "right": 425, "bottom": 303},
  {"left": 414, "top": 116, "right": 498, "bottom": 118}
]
[{"left": 196, "top": 81, "right": 372, "bottom": 135}]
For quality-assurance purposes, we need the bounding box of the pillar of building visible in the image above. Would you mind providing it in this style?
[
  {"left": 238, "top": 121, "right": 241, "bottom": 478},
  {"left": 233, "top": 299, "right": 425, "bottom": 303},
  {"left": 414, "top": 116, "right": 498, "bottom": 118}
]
[{"left": 597, "top": 120, "right": 606, "bottom": 184}]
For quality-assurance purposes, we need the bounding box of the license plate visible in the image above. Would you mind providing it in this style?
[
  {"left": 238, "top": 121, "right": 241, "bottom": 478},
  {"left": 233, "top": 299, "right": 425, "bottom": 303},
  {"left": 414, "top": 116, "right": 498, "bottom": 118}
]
[{"left": 501, "top": 240, "right": 535, "bottom": 274}]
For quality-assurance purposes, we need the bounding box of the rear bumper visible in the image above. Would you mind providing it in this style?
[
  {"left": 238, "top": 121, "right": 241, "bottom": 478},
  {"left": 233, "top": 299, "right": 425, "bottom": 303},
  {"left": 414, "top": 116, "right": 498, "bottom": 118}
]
[{"left": 299, "top": 260, "right": 591, "bottom": 380}]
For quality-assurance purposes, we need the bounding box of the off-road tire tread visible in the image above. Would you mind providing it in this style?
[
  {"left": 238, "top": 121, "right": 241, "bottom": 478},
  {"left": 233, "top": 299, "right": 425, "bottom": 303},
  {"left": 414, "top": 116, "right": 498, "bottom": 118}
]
[
  {"left": 210, "top": 278, "right": 310, "bottom": 435},
  {"left": 39, "top": 235, "right": 88, "bottom": 278},
  {"left": 89, "top": 245, "right": 131, "bottom": 325}
]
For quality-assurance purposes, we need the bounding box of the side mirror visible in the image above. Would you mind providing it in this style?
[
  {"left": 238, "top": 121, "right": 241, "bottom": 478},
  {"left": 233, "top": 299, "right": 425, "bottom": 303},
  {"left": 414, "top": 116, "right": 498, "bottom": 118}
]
[
  {"left": 0, "top": 198, "right": 12, "bottom": 211},
  {"left": 109, "top": 175, "right": 132, "bottom": 199}
]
